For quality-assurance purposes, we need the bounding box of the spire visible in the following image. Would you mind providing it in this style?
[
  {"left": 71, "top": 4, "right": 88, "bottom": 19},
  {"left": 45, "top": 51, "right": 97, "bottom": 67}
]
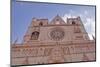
[
  {"left": 55, "top": 14, "right": 61, "bottom": 19},
  {"left": 13, "top": 37, "right": 18, "bottom": 45},
  {"left": 56, "top": 14, "right": 60, "bottom": 17}
]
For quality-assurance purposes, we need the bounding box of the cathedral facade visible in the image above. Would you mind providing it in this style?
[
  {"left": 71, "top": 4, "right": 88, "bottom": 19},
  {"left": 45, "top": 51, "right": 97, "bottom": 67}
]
[{"left": 11, "top": 15, "right": 95, "bottom": 66}]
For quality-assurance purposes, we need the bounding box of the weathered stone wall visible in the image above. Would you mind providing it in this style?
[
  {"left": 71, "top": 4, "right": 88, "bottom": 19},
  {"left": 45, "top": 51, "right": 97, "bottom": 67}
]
[
  {"left": 11, "top": 16, "right": 95, "bottom": 66},
  {"left": 11, "top": 40, "right": 95, "bottom": 65}
]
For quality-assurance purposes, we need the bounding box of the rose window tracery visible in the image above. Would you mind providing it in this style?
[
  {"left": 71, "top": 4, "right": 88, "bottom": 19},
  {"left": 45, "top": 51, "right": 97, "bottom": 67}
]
[{"left": 50, "top": 28, "right": 65, "bottom": 41}]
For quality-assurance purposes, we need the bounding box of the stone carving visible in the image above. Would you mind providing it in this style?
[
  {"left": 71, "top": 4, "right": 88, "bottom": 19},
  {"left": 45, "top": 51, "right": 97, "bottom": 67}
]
[
  {"left": 50, "top": 28, "right": 65, "bottom": 41},
  {"left": 12, "top": 44, "right": 95, "bottom": 58},
  {"left": 82, "top": 54, "right": 89, "bottom": 61},
  {"left": 11, "top": 15, "right": 95, "bottom": 65}
]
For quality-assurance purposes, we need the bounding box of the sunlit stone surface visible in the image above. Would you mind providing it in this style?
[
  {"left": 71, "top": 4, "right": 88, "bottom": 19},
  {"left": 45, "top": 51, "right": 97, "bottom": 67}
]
[{"left": 11, "top": 15, "right": 95, "bottom": 66}]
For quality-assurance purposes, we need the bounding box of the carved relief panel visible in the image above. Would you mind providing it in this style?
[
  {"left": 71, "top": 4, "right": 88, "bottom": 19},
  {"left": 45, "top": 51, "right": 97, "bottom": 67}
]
[{"left": 49, "top": 28, "right": 65, "bottom": 41}]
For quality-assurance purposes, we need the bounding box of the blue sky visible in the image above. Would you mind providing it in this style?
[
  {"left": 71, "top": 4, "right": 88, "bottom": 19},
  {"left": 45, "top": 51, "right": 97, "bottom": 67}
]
[{"left": 11, "top": 0, "right": 96, "bottom": 43}]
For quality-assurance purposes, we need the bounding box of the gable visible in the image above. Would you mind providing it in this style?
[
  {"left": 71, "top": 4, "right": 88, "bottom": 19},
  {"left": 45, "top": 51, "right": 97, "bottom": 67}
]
[{"left": 50, "top": 15, "right": 66, "bottom": 24}]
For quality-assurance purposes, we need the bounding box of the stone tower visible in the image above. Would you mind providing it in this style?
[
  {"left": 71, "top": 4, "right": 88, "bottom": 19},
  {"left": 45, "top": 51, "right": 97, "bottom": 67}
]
[
  {"left": 23, "top": 15, "right": 89, "bottom": 43},
  {"left": 11, "top": 15, "right": 95, "bottom": 66}
]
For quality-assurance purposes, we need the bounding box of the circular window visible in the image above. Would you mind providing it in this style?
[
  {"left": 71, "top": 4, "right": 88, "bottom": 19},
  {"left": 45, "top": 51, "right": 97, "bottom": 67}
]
[{"left": 50, "top": 28, "right": 65, "bottom": 41}]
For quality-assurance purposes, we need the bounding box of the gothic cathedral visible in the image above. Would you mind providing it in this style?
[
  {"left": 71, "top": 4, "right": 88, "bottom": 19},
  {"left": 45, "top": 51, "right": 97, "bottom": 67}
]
[{"left": 11, "top": 15, "right": 95, "bottom": 66}]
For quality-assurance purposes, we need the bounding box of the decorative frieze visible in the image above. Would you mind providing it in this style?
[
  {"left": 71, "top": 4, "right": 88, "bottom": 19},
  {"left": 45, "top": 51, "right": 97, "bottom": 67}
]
[{"left": 12, "top": 42, "right": 95, "bottom": 58}]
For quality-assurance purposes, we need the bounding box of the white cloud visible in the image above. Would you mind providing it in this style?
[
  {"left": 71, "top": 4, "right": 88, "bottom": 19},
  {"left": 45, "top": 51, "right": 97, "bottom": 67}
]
[
  {"left": 61, "top": 10, "right": 95, "bottom": 40},
  {"left": 88, "top": 34, "right": 93, "bottom": 40},
  {"left": 84, "top": 18, "right": 95, "bottom": 39},
  {"left": 62, "top": 14, "right": 70, "bottom": 22},
  {"left": 84, "top": 10, "right": 88, "bottom": 15},
  {"left": 62, "top": 14, "right": 77, "bottom": 23}
]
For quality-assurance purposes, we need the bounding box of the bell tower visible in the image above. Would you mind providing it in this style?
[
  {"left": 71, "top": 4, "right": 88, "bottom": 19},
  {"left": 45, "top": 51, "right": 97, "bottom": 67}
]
[
  {"left": 23, "top": 16, "right": 90, "bottom": 44},
  {"left": 23, "top": 18, "right": 48, "bottom": 43},
  {"left": 67, "top": 16, "right": 90, "bottom": 40}
]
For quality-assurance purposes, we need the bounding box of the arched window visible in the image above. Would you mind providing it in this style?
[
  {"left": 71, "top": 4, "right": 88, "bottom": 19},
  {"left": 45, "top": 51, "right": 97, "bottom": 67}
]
[
  {"left": 72, "top": 21, "right": 75, "bottom": 24},
  {"left": 39, "top": 22, "right": 43, "bottom": 26},
  {"left": 31, "top": 31, "right": 39, "bottom": 40}
]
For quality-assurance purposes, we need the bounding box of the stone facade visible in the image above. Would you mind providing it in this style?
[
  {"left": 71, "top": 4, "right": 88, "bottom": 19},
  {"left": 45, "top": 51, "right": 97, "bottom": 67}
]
[{"left": 11, "top": 15, "right": 96, "bottom": 66}]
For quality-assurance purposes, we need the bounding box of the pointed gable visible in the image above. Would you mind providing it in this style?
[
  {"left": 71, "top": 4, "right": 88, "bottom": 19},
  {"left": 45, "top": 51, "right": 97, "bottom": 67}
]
[{"left": 50, "top": 15, "right": 66, "bottom": 24}]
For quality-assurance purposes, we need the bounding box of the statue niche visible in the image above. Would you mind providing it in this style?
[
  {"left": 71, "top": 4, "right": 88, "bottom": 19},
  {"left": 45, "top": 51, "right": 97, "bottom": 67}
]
[{"left": 31, "top": 31, "right": 39, "bottom": 40}]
